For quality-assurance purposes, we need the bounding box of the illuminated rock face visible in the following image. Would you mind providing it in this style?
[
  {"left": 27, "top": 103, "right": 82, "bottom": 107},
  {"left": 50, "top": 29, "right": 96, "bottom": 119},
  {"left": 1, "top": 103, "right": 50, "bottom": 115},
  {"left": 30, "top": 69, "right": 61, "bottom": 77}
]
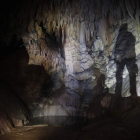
[
  {"left": 19, "top": 0, "right": 140, "bottom": 97},
  {"left": 1, "top": 0, "right": 140, "bottom": 134}
]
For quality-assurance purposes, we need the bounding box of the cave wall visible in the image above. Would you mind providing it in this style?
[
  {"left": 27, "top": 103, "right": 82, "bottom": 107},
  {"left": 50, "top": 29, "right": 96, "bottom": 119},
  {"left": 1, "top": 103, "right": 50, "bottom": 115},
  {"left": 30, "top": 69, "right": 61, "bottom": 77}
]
[
  {"left": 0, "top": 0, "right": 140, "bottom": 134},
  {"left": 21, "top": 0, "right": 140, "bottom": 116}
]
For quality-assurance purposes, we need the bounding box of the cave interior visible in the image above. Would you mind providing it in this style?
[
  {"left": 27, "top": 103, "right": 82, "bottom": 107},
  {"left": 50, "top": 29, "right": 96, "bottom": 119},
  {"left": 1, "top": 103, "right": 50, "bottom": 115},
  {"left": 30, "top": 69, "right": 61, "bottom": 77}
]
[{"left": 1, "top": 0, "right": 140, "bottom": 140}]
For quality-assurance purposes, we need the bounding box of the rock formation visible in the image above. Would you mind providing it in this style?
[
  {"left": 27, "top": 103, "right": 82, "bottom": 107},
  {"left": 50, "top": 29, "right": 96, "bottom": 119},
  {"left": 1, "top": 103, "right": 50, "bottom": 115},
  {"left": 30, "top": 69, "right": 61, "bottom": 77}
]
[{"left": 0, "top": 0, "right": 140, "bottom": 134}]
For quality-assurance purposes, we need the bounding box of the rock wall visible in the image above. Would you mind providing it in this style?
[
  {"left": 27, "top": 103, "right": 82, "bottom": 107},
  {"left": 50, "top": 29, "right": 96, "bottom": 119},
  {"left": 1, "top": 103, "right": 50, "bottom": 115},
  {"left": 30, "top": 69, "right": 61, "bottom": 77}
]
[
  {"left": 1, "top": 0, "right": 140, "bottom": 133},
  {"left": 0, "top": 78, "right": 31, "bottom": 134}
]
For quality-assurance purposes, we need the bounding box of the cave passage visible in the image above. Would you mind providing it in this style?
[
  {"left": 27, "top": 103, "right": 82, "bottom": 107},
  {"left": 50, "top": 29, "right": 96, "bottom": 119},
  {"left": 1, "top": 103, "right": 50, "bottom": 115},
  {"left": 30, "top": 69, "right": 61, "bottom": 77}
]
[{"left": 1, "top": 0, "right": 140, "bottom": 139}]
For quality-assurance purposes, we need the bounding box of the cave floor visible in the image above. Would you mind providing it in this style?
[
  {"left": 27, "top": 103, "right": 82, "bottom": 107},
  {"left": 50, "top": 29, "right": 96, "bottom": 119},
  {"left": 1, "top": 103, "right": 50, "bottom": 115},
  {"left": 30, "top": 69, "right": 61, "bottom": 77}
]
[
  {"left": 1, "top": 106, "right": 140, "bottom": 140},
  {"left": 0, "top": 117, "right": 140, "bottom": 140}
]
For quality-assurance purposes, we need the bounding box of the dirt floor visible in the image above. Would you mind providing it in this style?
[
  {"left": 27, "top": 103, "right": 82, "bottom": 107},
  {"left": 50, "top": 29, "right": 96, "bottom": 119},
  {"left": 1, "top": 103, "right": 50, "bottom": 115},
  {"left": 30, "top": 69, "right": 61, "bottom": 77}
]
[
  {"left": 0, "top": 119, "right": 140, "bottom": 140},
  {"left": 1, "top": 106, "right": 140, "bottom": 140}
]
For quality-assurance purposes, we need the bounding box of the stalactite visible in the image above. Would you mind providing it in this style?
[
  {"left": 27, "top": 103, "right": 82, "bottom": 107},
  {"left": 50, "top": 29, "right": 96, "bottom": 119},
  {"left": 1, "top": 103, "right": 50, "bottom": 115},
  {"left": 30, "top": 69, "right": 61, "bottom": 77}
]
[
  {"left": 135, "top": 0, "right": 140, "bottom": 24},
  {"left": 125, "top": 0, "right": 135, "bottom": 19},
  {"left": 1, "top": 0, "right": 140, "bottom": 126}
]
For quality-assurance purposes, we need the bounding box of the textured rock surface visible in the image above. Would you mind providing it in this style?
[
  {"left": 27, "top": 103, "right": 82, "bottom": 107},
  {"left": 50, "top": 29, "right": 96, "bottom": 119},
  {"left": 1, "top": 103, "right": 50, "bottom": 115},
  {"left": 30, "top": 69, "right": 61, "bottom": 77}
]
[
  {"left": 0, "top": 79, "right": 31, "bottom": 134},
  {"left": 1, "top": 0, "right": 140, "bottom": 134}
]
